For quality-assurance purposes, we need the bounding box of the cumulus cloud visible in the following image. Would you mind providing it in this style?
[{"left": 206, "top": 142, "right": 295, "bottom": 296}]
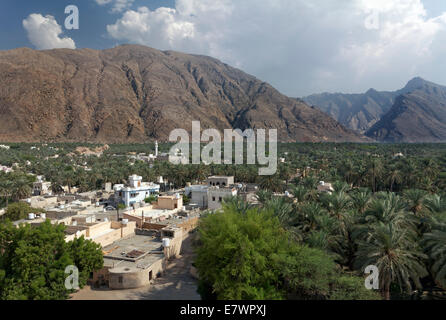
[
  {"left": 23, "top": 14, "right": 76, "bottom": 50},
  {"left": 95, "top": 0, "right": 134, "bottom": 13},
  {"left": 105, "top": 0, "right": 446, "bottom": 96}
]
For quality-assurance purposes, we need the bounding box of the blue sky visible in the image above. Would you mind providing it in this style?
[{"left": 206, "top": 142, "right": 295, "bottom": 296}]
[
  {"left": 0, "top": 0, "right": 175, "bottom": 50},
  {"left": 1, "top": 0, "right": 446, "bottom": 96}
]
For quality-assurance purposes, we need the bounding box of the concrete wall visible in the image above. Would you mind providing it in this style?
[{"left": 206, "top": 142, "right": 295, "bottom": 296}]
[
  {"left": 161, "top": 227, "right": 183, "bottom": 259},
  {"left": 90, "top": 221, "right": 136, "bottom": 247},
  {"left": 65, "top": 221, "right": 136, "bottom": 247}
]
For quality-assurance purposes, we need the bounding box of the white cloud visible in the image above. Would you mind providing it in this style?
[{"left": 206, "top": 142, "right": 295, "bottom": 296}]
[
  {"left": 23, "top": 14, "right": 76, "bottom": 50},
  {"left": 105, "top": 0, "right": 446, "bottom": 96},
  {"left": 95, "top": 0, "right": 134, "bottom": 13}
]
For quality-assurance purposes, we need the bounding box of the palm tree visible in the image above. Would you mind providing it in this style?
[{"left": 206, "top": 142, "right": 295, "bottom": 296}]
[
  {"left": 422, "top": 220, "right": 446, "bottom": 289},
  {"left": 255, "top": 190, "right": 273, "bottom": 206},
  {"left": 339, "top": 159, "right": 356, "bottom": 185},
  {"left": 223, "top": 196, "right": 254, "bottom": 215},
  {"left": 402, "top": 159, "right": 418, "bottom": 189},
  {"left": 259, "top": 175, "right": 283, "bottom": 193},
  {"left": 351, "top": 190, "right": 371, "bottom": 215},
  {"left": 355, "top": 222, "right": 428, "bottom": 300},
  {"left": 421, "top": 158, "right": 439, "bottom": 181},
  {"left": 364, "top": 193, "right": 411, "bottom": 229},
  {"left": 264, "top": 197, "right": 294, "bottom": 225},
  {"left": 404, "top": 189, "right": 428, "bottom": 216},
  {"left": 424, "top": 194, "right": 446, "bottom": 214},
  {"left": 11, "top": 177, "right": 31, "bottom": 201},
  {"left": 386, "top": 165, "right": 402, "bottom": 192},
  {"left": 0, "top": 179, "right": 12, "bottom": 207},
  {"left": 332, "top": 181, "right": 351, "bottom": 193},
  {"left": 289, "top": 185, "right": 308, "bottom": 204},
  {"left": 366, "top": 158, "right": 383, "bottom": 193},
  {"left": 297, "top": 202, "right": 327, "bottom": 232},
  {"left": 320, "top": 191, "right": 351, "bottom": 219}
]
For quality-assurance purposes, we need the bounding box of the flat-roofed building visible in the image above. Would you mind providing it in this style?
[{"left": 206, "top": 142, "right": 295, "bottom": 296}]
[
  {"left": 185, "top": 185, "right": 209, "bottom": 209},
  {"left": 114, "top": 175, "right": 160, "bottom": 208},
  {"left": 208, "top": 187, "right": 238, "bottom": 210},
  {"left": 206, "top": 176, "right": 235, "bottom": 187}
]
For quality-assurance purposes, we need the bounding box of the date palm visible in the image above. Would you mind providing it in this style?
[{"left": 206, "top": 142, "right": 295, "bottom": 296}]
[
  {"left": 363, "top": 193, "right": 412, "bottom": 229},
  {"left": 255, "top": 190, "right": 273, "bottom": 206},
  {"left": 422, "top": 220, "right": 446, "bottom": 289},
  {"left": 424, "top": 194, "right": 446, "bottom": 214},
  {"left": 289, "top": 185, "right": 308, "bottom": 204},
  {"left": 11, "top": 177, "right": 32, "bottom": 201},
  {"left": 320, "top": 191, "right": 351, "bottom": 219},
  {"left": 351, "top": 190, "right": 371, "bottom": 215},
  {"left": 223, "top": 196, "right": 255, "bottom": 216},
  {"left": 404, "top": 189, "right": 428, "bottom": 217},
  {"left": 386, "top": 165, "right": 402, "bottom": 192},
  {"left": 0, "top": 180, "right": 12, "bottom": 207},
  {"left": 355, "top": 222, "right": 428, "bottom": 300},
  {"left": 366, "top": 158, "right": 383, "bottom": 193},
  {"left": 265, "top": 197, "right": 294, "bottom": 225}
]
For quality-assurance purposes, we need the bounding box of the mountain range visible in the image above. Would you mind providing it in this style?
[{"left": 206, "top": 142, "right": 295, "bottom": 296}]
[
  {"left": 0, "top": 45, "right": 363, "bottom": 143},
  {"left": 303, "top": 77, "right": 446, "bottom": 143}
]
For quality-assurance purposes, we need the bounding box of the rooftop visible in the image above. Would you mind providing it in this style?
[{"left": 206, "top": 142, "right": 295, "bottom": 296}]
[{"left": 102, "top": 235, "right": 165, "bottom": 270}]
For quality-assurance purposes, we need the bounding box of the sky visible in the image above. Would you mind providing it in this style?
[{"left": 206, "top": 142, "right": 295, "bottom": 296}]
[{"left": 1, "top": 0, "right": 446, "bottom": 96}]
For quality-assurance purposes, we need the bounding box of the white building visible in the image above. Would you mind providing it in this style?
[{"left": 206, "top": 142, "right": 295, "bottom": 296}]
[
  {"left": 317, "top": 181, "right": 334, "bottom": 194},
  {"left": 0, "top": 145, "right": 10, "bottom": 150},
  {"left": 0, "top": 165, "right": 13, "bottom": 173},
  {"left": 114, "top": 175, "right": 160, "bottom": 208},
  {"left": 185, "top": 185, "right": 209, "bottom": 209}
]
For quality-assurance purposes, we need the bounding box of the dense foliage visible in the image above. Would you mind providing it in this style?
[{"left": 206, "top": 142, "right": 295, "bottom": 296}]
[
  {"left": 195, "top": 205, "right": 380, "bottom": 300},
  {"left": 0, "top": 220, "right": 103, "bottom": 300}
]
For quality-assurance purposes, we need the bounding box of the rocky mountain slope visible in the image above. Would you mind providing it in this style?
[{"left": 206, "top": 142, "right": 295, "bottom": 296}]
[
  {"left": 302, "top": 77, "right": 431, "bottom": 133},
  {"left": 0, "top": 45, "right": 364, "bottom": 143},
  {"left": 366, "top": 78, "right": 446, "bottom": 142}
]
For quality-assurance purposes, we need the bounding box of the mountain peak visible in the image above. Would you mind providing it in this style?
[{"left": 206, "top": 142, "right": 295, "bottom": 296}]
[{"left": 403, "top": 77, "right": 428, "bottom": 91}]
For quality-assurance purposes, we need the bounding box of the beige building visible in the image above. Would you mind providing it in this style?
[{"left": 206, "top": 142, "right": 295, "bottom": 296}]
[
  {"left": 65, "top": 220, "right": 136, "bottom": 247},
  {"left": 154, "top": 194, "right": 183, "bottom": 211},
  {"left": 208, "top": 187, "right": 238, "bottom": 210},
  {"left": 206, "top": 176, "right": 235, "bottom": 187},
  {"left": 33, "top": 181, "right": 52, "bottom": 196},
  {"left": 92, "top": 226, "right": 183, "bottom": 290}
]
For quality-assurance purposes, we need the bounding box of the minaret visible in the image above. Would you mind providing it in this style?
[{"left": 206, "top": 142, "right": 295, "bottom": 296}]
[{"left": 155, "top": 141, "right": 159, "bottom": 157}]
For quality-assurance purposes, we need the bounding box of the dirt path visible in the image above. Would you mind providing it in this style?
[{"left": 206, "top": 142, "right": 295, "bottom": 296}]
[{"left": 70, "top": 236, "right": 201, "bottom": 300}]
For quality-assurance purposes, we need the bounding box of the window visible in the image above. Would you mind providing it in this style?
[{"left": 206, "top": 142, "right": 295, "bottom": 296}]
[
  {"left": 219, "top": 197, "right": 222, "bottom": 202},
  {"left": 118, "top": 276, "right": 123, "bottom": 284},
  {"left": 212, "top": 197, "right": 216, "bottom": 201},
  {"left": 149, "top": 271, "right": 153, "bottom": 281}
]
